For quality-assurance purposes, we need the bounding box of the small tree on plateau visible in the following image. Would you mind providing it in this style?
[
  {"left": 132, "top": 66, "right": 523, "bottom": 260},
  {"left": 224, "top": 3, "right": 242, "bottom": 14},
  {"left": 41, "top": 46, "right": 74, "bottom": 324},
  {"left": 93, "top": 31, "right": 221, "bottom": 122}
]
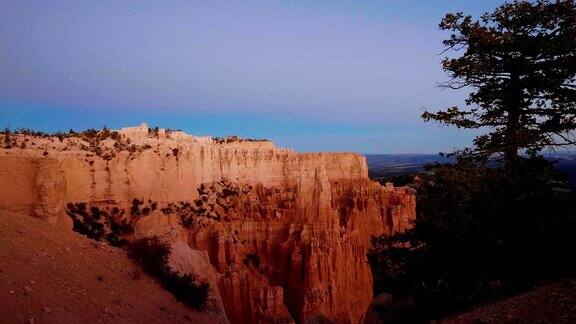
[{"left": 423, "top": 0, "right": 576, "bottom": 171}]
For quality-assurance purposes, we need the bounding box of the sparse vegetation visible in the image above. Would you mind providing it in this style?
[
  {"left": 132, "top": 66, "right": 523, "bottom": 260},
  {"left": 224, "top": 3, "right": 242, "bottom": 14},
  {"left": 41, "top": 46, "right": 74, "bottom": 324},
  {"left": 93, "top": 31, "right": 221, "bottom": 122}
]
[
  {"left": 67, "top": 202, "right": 132, "bottom": 246},
  {"left": 162, "top": 201, "right": 206, "bottom": 226},
  {"left": 127, "top": 237, "right": 209, "bottom": 310},
  {"left": 66, "top": 203, "right": 209, "bottom": 310},
  {"left": 131, "top": 198, "right": 143, "bottom": 217},
  {"left": 164, "top": 178, "right": 293, "bottom": 226},
  {"left": 3, "top": 126, "right": 154, "bottom": 159},
  {"left": 160, "top": 179, "right": 246, "bottom": 225},
  {"left": 1, "top": 128, "right": 15, "bottom": 149},
  {"left": 212, "top": 135, "right": 267, "bottom": 144},
  {"left": 67, "top": 203, "right": 106, "bottom": 241},
  {"left": 148, "top": 126, "right": 160, "bottom": 138},
  {"left": 126, "top": 198, "right": 158, "bottom": 218}
]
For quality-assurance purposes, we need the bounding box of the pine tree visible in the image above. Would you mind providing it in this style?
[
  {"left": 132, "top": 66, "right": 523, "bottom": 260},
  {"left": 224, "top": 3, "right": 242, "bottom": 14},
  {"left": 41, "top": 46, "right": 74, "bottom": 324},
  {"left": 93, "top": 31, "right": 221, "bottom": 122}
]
[{"left": 423, "top": 0, "right": 576, "bottom": 171}]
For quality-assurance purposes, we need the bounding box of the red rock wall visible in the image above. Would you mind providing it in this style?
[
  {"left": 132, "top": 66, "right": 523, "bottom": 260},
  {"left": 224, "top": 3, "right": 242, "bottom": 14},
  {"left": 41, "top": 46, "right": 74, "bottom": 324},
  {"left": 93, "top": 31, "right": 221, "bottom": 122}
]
[
  {"left": 0, "top": 131, "right": 415, "bottom": 323},
  {"left": 180, "top": 179, "right": 415, "bottom": 323}
]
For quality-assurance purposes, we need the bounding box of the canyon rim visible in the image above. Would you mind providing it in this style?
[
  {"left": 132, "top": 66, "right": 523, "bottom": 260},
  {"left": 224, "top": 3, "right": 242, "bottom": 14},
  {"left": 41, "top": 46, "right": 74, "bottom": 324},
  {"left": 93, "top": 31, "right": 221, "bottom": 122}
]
[{"left": 0, "top": 124, "right": 415, "bottom": 323}]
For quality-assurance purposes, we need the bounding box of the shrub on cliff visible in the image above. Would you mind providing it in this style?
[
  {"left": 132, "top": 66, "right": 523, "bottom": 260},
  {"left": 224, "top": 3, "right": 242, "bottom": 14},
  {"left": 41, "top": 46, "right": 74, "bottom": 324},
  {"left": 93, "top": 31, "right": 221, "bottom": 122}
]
[
  {"left": 368, "top": 158, "right": 576, "bottom": 321},
  {"left": 106, "top": 210, "right": 133, "bottom": 247},
  {"left": 148, "top": 126, "right": 160, "bottom": 138},
  {"left": 2, "top": 130, "right": 14, "bottom": 149},
  {"left": 128, "top": 237, "right": 171, "bottom": 277},
  {"left": 127, "top": 238, "right": 209, "bottom": 309},
  {"left": 67, "top": 203, "right": 106, "bottom": 240},
  {"left": 67, "top": 203, "right": 132, "bottom": 246},
  {"left": 131, "top": 198, "right": 143, "bottom": 216}
]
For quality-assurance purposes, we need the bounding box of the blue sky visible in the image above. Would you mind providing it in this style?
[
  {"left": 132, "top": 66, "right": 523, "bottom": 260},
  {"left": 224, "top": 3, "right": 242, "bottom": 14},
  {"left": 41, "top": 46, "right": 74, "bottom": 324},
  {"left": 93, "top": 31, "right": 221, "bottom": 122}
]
[{"left": 0, "top": 0, "right": 505, "bottom": 153}]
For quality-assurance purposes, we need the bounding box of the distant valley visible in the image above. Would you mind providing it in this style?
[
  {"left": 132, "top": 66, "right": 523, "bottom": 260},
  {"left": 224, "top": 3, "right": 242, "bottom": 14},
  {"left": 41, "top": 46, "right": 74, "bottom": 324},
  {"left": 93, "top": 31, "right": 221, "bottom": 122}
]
[
  {"left": 365, "top": 154, "right": 451, "bottom": 181},
  {"left": 366, "top": 153, "right": 576, "bottom": 184}
]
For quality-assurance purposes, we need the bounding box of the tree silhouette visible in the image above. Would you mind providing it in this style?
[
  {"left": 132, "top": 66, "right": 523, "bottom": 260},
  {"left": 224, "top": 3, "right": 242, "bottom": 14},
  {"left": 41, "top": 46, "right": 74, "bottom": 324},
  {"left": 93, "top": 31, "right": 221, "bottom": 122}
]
[{"left": 423, "top": 0, "right": 576, "bottom": 171}]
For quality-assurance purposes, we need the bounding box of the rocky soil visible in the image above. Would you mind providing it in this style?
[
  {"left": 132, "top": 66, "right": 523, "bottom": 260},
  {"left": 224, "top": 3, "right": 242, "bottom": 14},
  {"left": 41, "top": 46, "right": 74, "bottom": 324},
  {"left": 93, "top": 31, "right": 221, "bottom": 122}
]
[
  {"left": 0, "top": 209, "right": 225, "bottom": 323},
  {"left": 446, "top": 279, "right": 576, "bottom": 323}
]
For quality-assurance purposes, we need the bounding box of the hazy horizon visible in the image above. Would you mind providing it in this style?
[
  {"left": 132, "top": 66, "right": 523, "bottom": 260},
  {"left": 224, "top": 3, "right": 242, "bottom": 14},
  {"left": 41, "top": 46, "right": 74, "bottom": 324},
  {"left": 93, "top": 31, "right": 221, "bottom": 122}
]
[{"left": 0, "top": 1, "right": 506, "bottom": 154}]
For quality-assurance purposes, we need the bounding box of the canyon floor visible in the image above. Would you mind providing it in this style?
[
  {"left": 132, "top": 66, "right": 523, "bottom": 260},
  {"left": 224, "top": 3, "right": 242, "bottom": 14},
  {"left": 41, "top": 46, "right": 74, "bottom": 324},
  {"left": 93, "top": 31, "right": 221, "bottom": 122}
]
[{"left": 0, "top": 209, "right": 223, "bottom": 324}]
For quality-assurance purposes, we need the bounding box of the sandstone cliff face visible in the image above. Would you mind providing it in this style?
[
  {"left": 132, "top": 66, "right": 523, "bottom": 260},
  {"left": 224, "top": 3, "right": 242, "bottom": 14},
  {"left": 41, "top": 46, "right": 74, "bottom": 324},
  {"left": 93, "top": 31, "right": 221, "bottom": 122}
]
[{"left": 0, "top": 125, "right": 415, "bottom": 323}]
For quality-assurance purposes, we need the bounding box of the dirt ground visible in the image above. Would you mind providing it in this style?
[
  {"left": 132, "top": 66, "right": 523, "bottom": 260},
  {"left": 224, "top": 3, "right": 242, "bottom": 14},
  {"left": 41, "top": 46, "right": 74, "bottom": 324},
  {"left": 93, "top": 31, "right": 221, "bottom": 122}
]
[
  {"left": 0, "top": 210, "right": 225, "bottom": 323},
  {"left": 446, "top": 278, "right": 576, "bottom": 323}
]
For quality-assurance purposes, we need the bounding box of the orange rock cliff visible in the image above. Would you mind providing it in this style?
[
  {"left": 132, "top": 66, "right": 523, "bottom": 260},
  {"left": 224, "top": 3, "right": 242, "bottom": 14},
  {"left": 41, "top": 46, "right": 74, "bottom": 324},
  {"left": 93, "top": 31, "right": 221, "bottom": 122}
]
[{"left": 0, "top": 124, "right": 415, "bottom": 323}]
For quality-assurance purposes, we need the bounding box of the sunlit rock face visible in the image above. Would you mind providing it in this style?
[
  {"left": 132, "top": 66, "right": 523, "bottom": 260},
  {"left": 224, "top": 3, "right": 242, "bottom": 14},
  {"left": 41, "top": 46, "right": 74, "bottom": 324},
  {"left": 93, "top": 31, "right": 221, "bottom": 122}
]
[{"left": 0, "top": 124, "right": 415, "bottom": 323}]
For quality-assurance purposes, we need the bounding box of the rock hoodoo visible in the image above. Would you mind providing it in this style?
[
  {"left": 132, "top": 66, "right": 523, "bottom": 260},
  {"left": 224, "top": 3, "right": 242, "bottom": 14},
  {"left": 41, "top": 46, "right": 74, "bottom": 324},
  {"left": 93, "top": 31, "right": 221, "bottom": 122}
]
[{"left": 0, "top": 124, "right": 415, "bottom": 323}]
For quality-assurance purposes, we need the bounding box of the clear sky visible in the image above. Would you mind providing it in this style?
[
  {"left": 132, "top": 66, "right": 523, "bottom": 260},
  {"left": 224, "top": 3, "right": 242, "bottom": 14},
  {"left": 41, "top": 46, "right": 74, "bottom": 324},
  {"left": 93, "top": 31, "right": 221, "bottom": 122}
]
[{"left": 0, "top": 0, "right": 506, "bottom": 154}]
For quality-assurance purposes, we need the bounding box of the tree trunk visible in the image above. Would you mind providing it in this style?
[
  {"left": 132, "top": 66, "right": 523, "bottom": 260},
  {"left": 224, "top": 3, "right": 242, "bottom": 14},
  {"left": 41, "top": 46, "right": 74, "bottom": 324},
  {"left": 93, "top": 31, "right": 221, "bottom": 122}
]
[{"left": 505, "top": 70, "right": 522, "bottom": 173}]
